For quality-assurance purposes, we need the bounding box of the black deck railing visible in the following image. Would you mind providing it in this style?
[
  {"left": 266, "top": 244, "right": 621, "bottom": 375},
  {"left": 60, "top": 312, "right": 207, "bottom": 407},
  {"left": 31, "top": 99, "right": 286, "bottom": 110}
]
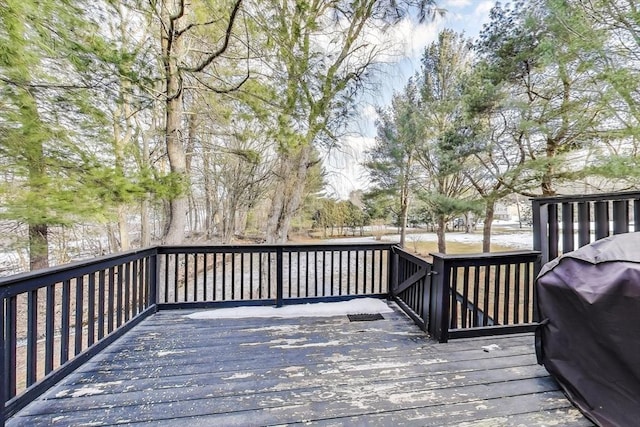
[
  {"left": 0, "top": 243, "right": 393, "bottom": 424},
  {"left": 390, "top": 248, "right": 541, "bottom": 343},
  {"left": 157, "top": 244, "right": 390, "bottom": 308},
  {"left": 0, "top": 248, "right": 158, "bottom": 424},
  {"left": 5, "top": 190, "right": 640, "bottom": 424},
  {"left": 532, "top": 190, "right": 640, "bottom": 264}
]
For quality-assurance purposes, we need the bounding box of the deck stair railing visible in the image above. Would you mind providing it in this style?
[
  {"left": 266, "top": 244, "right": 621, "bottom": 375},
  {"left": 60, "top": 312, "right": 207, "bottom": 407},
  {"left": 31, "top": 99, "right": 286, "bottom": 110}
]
[{"left": 390, "top": 248, "right": 540, "bottom": 343}]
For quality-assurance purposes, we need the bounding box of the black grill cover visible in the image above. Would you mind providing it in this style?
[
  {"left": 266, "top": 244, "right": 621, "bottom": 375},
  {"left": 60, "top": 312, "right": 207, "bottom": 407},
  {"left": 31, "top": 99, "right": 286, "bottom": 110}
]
[{"left": 536, "top": 232, "right": 640, "bottom": 426}]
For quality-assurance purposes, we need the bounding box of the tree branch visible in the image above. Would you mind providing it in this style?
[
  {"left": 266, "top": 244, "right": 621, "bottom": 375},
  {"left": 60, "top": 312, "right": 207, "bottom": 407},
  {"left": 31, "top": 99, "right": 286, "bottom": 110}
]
[{"left": 184, "top": 0, "right": 243, "bottom": 73}]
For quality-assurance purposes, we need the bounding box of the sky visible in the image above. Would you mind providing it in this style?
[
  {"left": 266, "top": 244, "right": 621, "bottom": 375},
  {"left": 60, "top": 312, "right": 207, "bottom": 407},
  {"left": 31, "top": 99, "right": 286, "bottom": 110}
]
[{"left": 324, "top": 0, "right": 497, "bottom": 199}]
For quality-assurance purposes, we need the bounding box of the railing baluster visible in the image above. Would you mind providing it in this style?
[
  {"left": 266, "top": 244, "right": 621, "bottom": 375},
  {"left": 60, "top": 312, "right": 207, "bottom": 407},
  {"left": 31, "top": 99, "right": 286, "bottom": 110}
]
[
  {"left": 107, "top": 268, "right": 115, "bottom": 334},
  {"left": 231, "top": 252, "right": 236, "bottom": 300},
  {"left": 595, "top": 200, "right": 609, "bottom": 240},
  {"left": 203, "top": 253, "right": 208, "bottom": 301},
  {"left": 613, "top": 200, "right": 629, "bottom": 235},
  {"left": 124, "top": 263, "right": 131, "bottom": 322},
  {"left": 296, "top": 251, "right": 301, "bottom": 298},
  {"left": 493, "top": 265, "right": 501, "bottom": 324},
  {"left": 26, "top": 289, "right": 37, "bottom": 386},
  {"left": 5, "top": 295, "right": 17, "bottom": 398},
  {"left": 184, "top": 254, "right": 189, "bottom": 302},
  {"left": 338, "top": 251, "right": 343, "bottom": 296},
  {"left": 305, "top": 251, "right": 309, "bottom": 298},
  {"left": 88, "top": 273, "right": 96, "bottom": 346},
  {"left": 240, "top": 252, "right": 244, "bottom": 300},
  {"left": 222, "top": 253, "right": 227, "bottom": 300},
  {"left": 164, "top": 253, "right": 169, "bottom": 303},
  {"left": 548, "top": 204, "right": 559, "bottom": 260},
  {"left": 257, "top": 252, "right": 262, "bottom": 300},
  {"left": 577, "top": 202, "right": 590, "bottom": 248},
  {"left": 472, "top": 266, "right": 480, "bottom": 327},
  {"left": 287, "top": 251, "right": 292, "bottom": 298},
  {"left": 61, "top": 280, "right": 70, "bottom": 363},
  {"left": 514, "top": 263, "right": 521, "bottom": 324},
  {"left": 267, "top": 252, "right": 272, "bottom": 299},
  {"left": 194, "top": 253, "right": 199, "bottom": 301},
  {"left": 524, "top": 262, "right": 531, "bottom": 323},
  {"left": 276, "top": 247, "right": 283, "bottom": 307},
  {"left": 330, "top": 251, "right": 335, "bottom": 296},
  {"left": 213, "top": 253, "right": 218, "bottom": 301},
  {"left": 503, "top": 264, "right": 511, "bottom": 325},
  {"left": 249, "top": 252, "right": 253, "bottom": 300},
  {"left": 483, "top": 266, "right": 491, "bottom": 326},
  {"left": 346, "top": 251, "right": 351, "bottom": 295},
  {"left": 75, "top": 276, "right": 84, "bottom": 356},
  {"left": 172, "top": 254, "right": 178, "bottom": 303},
  {"left": 131, "top": 261, "right": 138, "bottom": 317},
  {"left": 561, "top": 202, "right": 574, "bottom": 254},
  {"left": 461, "top": 266, "right": 469, "bottom": 329},
  {"left": 450, "top": 268, "right": 458, "bottom": 330},
  {"left": 45, "top": 284, "right": 55, "bottom": 374},
  {"left": 117, "top": 265, "right": 123, "bottom": 327},
  {"left": 353, "top": 250, "right": 359, "bottom": 295},
  {"left": 98, "top": 270, "right": 105, "bottom": 340}
]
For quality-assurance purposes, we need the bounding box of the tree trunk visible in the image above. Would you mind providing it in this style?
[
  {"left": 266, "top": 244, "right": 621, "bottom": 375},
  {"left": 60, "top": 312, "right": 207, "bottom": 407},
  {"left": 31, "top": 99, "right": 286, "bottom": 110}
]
[
  {"left": 161, "top": 5, "right": 187, "bottom": 245},
  {"left": 265, "top": 145, "right": 312, "bottom": 244},
  {"left": 436, "top": 215, "right": 446, "bottom": 253},
  {"left": 140, "top": 198, "right": 151, "bottom": 247},
  {"left": 117, "top": 207, "right": 130, "bottom": 251},
  {"left": 398, "top": 178, "right": 410, "bottom": 248},
  {"left": 482, "top": 202, "right": 495, "bottom": 253},
  {"left": 29, "top": 224, "right": 48, "bottom": 271}
]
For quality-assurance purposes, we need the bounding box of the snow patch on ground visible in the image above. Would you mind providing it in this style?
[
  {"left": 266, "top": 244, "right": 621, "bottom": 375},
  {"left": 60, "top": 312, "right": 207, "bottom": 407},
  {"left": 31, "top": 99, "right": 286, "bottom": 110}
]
[
  {"left": 222, "top": 372, "right": 255, "bottom": 380},
  {"left": 272, "top": 340, "right": 342, "bottom": 349},
  {"left": 55, "top": 381, "right": 123, "bottom": 398},
  {"left": 157, "top": 350, "right": 185, "bottom": 357},
  {"left": 185, "top": 298, "right": 394, "bottom": 320}
]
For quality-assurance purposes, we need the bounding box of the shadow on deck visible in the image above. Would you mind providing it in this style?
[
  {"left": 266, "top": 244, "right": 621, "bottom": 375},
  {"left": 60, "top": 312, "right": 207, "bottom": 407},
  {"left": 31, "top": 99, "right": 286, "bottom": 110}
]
[{"left": 9, "top": 303, "right": 591, "bottom": 426}]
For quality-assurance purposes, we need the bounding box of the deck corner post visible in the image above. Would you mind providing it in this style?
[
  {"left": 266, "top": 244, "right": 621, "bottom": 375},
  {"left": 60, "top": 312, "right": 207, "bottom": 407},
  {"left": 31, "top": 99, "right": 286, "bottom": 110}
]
[
  {"left": 388, "top": 246, "right": 398, "bottom": 297},
  {"left": 276, "top": 247, "right": 284, "bottom": 307},
  {"left": 532, "top": 252, "right": 542, "bottom": 323},
  {"left": 149, "top": 250, "right": 159, "bottom": 309},
  {"left": 430, "top": 254, "right": 450, "bottom": 343}
]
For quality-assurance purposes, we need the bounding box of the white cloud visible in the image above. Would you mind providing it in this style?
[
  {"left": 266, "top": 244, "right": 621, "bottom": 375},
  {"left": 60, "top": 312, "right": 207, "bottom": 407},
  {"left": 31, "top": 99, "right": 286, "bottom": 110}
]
[
  {"left": 474, "top": 1, "right": 495, "bottom": 17},
  {"left": 362, "top": 104, "right": 379, "bottom": 122},
  {"left": 386, "top": 18, "right": 440, "bottom": 60},
  {"left": 444, "top": 0, "right": 472, "bottom": 8}
]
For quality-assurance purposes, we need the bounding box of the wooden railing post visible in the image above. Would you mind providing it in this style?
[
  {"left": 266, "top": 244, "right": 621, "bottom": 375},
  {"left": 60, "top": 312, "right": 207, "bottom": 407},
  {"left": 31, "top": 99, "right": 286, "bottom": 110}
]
[
  {"left": 430, "top": 254, "right": 450, "bottom": 343},
  {"left": 149, "top": 250, "right": 159, "bottom": 309},
  {"left": 388, "top": 246, "right": 398, "bottom": 297},
  {"left": 276, "top": 247, "right": 284, "bottom": 307}
]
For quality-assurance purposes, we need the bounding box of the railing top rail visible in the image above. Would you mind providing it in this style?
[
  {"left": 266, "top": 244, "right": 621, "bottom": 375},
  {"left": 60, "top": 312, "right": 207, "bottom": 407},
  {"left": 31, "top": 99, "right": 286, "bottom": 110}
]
[
  {"left": 157, "top": 242, "right": 395, "bottom": 254},
  {"left": 531, "top": 190, "right": 640, "bottom": 205},
  {"left": 430, "top": 250, "right": 541, "bottom": 266},
  {"left": 393, "top": 246, "right": 431, "bottom": 268},
  {"left": 0, "top": 247, "right": 158, "bottom": 294}
]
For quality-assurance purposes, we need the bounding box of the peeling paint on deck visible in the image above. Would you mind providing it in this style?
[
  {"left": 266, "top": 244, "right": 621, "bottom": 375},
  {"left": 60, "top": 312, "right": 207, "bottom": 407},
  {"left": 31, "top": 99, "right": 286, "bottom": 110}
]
[{"left": 7, "top": 305, "right": 593, "bottom": 427}]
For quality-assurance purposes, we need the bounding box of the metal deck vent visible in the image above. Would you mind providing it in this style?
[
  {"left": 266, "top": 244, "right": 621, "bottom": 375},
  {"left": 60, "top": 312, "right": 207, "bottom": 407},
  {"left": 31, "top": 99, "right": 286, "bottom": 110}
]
[{"left": 347, "top": 313, "right": 384, "bottom": 322}]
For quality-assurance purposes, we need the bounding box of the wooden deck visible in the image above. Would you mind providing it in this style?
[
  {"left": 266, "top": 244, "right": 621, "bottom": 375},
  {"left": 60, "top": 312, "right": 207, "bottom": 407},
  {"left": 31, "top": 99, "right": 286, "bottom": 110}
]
[{"left": 8, "top": 302, "right": 592, "bottom": 426}]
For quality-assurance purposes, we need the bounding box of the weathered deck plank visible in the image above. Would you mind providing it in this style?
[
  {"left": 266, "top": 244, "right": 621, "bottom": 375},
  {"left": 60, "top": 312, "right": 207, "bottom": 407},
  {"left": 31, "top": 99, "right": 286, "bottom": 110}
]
[{"left": 8, "top": 303, "right": 592, "bottom": 426}]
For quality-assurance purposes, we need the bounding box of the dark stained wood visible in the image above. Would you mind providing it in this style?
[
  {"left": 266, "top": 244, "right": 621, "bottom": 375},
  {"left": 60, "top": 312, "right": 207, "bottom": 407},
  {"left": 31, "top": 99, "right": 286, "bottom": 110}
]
[{"left": 8, "top": 303, "right": 592, "bottom": 426}]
